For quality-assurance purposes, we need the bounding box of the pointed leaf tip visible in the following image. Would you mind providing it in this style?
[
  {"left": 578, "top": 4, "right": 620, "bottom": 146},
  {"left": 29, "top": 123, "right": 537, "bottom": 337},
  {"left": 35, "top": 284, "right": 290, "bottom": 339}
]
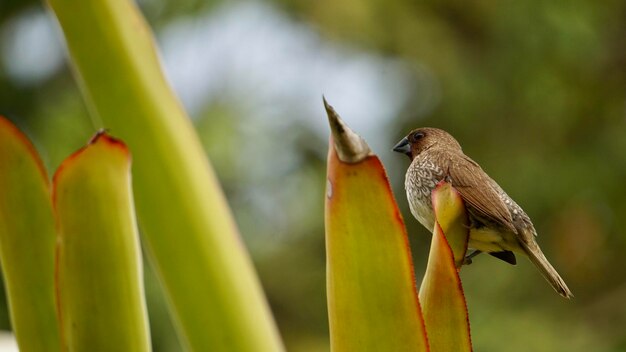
[
  {"left": 420, "top": 181, "right": 472, "bottom": 351},
  {"left": 0, "top": 116, "right": 61, "bottom": 351},
  {"left": 53, "top": 130, "right": 150, "bottom": 351},
  {"left": 88, "top": 130, "right": 128, "bottom": 152},
  {"left": 323, "top": 97, "right": 371, "bottom": 163},
  {"left": 52, "top": 131, "right": 129, "bottom": 205},
  {"left": 0, "top": 116, "right": 49, "bottom": 180}
]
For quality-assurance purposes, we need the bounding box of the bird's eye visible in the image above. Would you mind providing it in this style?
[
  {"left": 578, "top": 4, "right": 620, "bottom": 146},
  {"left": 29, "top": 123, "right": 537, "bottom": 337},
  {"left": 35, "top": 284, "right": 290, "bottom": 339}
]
[{"left": 410, "top": 132, "right": 424, "bottom": 143}]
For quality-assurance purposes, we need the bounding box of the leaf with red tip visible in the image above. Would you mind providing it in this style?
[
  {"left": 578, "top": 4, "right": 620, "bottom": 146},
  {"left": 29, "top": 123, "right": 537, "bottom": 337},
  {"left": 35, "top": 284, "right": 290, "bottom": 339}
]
[
  {"left": 0, "top": 117, "right": 61, "bottom": 351},
  {"left": 53, "top": 132, "right": 151, "bottom": 351},
  {"left": 47, "top": 0, "right": 283, "bottom": 349},
  {"left": 324, "top": 100, "right": 429, "bottom": 351},
  {"left": 419, "top": 182, "right": 472, "bottom": 352}
]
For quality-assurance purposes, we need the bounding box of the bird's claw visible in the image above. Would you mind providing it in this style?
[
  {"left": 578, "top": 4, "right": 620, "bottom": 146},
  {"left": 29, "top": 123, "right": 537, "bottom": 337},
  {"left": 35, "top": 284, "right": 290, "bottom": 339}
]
[{"left": 463, "top": 249, "right": 482, "bottom": 266}]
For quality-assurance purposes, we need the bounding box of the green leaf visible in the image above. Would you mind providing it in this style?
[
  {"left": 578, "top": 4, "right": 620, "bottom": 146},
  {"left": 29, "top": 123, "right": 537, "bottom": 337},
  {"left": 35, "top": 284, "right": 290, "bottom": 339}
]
[
  {"left": 430, "top": 181, "right": 470, "bottom": 268},
  {"left": 419, "top": 182, "right": 472, "bottom": 352},
  {"left": 0, "top": 117, "right": 61, "bottom": 352},
  {"left": 53, "top": 132, "right": 151, "bottom": 351},
  {"left": 324, "top": 101, "right": 429, "bottom": 351},
  {"left": 45, "top": 0, "right": 283, "bottom": 350}
]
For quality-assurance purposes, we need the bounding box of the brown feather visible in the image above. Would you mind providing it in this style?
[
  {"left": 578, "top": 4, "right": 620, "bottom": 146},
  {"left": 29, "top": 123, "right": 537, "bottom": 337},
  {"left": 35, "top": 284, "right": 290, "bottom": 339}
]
[
  {"left": 436, "top": 151, "right": 518, "bottom": 234},
  {"left": 397, "top": 127, "right": 573, "bottom": 298}
]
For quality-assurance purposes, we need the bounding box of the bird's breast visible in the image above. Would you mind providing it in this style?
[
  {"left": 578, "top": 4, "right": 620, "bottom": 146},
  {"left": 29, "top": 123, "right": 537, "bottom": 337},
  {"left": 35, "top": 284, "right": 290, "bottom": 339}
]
[{"left": 405, "top": 157, "right": 445, "bottom": 232}]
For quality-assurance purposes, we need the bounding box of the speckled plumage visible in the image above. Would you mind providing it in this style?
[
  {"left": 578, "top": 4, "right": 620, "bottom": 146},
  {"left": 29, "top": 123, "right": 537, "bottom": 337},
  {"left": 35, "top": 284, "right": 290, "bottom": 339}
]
[
  {"left": 394, "top": 127, "right": 572, "bottom": 298},
  {"left": 405, "top": 157, "right": 443, "bottom": 233}
]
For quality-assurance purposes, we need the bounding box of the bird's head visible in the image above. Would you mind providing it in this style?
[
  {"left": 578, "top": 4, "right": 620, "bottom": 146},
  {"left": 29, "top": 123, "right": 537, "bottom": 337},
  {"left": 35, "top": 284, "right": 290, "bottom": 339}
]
[{"left": 392, "top": 127, "right": 461, "bottom": 160}]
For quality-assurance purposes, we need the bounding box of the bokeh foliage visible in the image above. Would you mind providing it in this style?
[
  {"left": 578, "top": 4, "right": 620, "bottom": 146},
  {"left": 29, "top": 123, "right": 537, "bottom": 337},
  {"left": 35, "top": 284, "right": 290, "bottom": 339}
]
[{"left": 1, "top": 0, "right": 625, "bottom": 351}]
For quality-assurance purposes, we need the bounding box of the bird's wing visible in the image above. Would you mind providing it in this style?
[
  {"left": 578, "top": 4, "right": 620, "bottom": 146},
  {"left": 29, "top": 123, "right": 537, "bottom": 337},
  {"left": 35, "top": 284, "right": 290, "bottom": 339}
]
[{"left": 441, "top": 152, "right": 517, "bottom": 234}]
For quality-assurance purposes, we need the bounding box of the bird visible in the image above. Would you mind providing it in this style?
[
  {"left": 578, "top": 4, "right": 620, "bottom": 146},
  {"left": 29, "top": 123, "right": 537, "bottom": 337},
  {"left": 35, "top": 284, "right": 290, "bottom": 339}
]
[{"left": 393, "top": 127, "right": 573, "bottom": 298}]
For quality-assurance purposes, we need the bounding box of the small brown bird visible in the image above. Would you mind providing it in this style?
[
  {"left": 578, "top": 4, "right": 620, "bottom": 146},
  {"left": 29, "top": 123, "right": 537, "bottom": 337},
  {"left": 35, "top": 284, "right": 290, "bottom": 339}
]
[{"left": 393, "top": 127, "right": 573, "bottom": 298}]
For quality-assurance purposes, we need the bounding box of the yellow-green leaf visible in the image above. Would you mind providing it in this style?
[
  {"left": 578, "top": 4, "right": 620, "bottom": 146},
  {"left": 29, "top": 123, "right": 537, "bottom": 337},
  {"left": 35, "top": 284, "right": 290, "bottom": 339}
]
[
  {"left": 0, "top": 117, "right": 61, "bottom": 351},
  {"left": 430, "top": 181, "right": 470, "bottom": 267},
  {"left": 324, "top": 101, "right": 428, "bottom": 351},
  {"left": 46, "top": 0, "right": 283, "bottom": 350},
  {"left": 419, "top": 182, "right": 472, "bottom": 352},
  {"left": 53, "top": 132, "right": 151, "bottom": 351}
]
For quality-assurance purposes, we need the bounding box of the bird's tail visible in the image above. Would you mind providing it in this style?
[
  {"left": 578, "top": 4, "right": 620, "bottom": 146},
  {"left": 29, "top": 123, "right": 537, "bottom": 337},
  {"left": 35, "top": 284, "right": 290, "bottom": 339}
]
[{"left": 521, "top": 242, "right": 573, "bottom": 299}]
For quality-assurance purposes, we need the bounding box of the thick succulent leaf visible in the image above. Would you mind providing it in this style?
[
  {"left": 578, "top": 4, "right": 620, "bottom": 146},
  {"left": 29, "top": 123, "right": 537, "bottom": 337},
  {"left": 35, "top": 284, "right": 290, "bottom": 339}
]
[
  {"left": 419, "top": 182, "right": 472, "bottom": 352},
  {"left": 46, "top": 0, "right": 283, "bottom": 350},
  {"left": 326, "top": 150, "right": 429, "bottom": 351},
  {"left": 0, "top": 117, "right": 61, "bottom": 351},
  {"left": 53, "top": 133, "right": 151, "bottom": 351},
  {"left": 430, "top": 181, "right": 470, "bottom": 268},
  {"left": 324, "top": 100, "right": 428, "bottom": 351}
]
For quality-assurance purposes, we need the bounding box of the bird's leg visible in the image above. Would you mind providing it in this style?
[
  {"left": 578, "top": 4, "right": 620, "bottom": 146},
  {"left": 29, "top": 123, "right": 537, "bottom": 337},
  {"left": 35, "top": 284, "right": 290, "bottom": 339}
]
[{"left": 463, "top": 249, "right": 482, "bottom": 265}]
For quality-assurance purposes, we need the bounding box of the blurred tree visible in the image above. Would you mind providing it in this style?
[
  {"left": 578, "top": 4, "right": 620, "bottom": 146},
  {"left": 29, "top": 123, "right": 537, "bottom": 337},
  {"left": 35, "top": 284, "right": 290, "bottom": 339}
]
[{"left": 1, "top": 0, "right": 626, "bottom": 351}]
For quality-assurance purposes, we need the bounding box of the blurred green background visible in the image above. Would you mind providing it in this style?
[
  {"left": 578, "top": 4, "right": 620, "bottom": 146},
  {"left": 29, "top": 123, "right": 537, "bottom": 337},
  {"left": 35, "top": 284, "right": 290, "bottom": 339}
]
[{"left": 1, "top": 0, "right": 626, "bottom": 351}]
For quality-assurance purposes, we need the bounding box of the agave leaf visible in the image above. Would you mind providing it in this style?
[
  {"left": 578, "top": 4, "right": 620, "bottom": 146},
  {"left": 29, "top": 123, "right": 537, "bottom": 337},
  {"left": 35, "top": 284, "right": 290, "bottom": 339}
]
[
  {"left": 0, "top": 117, "right": 61, "bottom": 351},
  {"left": 419, "top": 182, "right": 472, "bottom": 352},
  {"left": 53, "top": 132, "right": 151, "bottom": 351},
  {"left": 430, "top": 181, "right": 470, "bottom": 268},
  {"left": 45, "top": 0, "right": 283, "bottom": 350},
  {"left": 324, "top": 100, "right": 429, "bottom": 351}
]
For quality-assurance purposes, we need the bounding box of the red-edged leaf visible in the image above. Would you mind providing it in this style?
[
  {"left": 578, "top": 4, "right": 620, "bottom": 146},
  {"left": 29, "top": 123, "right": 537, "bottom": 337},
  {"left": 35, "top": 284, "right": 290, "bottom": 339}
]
[
  {"left": 0, "top": 117, "right": 61, "bottom": 351},
  {"left": 419, "top": 181, "right": 472, "bottom": 351},
  {"left": 53, "top": 132, "right": 151, "bottom": 351},
  {"left": 324, "top": 100, "right": 429, "bottom": 351}
]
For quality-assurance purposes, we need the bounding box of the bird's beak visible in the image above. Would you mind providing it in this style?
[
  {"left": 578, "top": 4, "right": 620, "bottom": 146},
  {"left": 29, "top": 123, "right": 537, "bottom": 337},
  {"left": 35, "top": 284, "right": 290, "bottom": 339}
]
[{"left": 392, "top": 137, "right": 411, "bottom": 156}]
